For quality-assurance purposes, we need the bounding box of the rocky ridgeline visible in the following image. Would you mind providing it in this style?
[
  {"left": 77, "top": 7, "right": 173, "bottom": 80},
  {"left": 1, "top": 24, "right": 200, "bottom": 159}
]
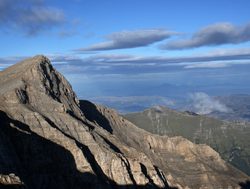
[
  {"left": 124, "top": 106, "right": 250, "bottom": 176},
  {"left": 0, "top": 56, "right": 249, "bottom": 189}
]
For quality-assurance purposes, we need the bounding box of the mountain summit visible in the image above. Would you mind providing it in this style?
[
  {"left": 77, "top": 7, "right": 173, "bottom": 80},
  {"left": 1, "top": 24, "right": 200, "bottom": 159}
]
[{"left": 0, "top": 56, "right": 249, "bottom": 189}]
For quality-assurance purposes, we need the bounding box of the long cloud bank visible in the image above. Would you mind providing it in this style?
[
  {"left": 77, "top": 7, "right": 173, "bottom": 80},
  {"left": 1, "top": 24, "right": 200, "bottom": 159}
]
[
  {"left": 1, "top": 48, "right": 250, "bottom": 74},
  {"left": 75, "top": 29, "right": 177, "bottom": 51},
  {"left": 63, "top": 48, "right": 250, "bottom": 66}
]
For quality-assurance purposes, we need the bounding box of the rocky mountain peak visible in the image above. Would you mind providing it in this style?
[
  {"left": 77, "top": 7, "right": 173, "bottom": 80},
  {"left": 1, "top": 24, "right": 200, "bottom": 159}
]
[
  {"left": 0, "top": 56, "right": 169, "bottom": 188},
  {"left": 0, "top": 55, "right": 83, "bottom": 120}
]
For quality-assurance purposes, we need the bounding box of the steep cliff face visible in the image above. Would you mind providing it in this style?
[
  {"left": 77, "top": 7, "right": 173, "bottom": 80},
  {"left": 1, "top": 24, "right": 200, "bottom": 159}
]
[
  {"left": 0, "top": 56, "right": 169, "bottom": 188},
  {"left": 80, "top": 100, "right": 250, "bottom": 189},
  {"left": 0, "top": 56, "right": 249, "bottom": 189}
]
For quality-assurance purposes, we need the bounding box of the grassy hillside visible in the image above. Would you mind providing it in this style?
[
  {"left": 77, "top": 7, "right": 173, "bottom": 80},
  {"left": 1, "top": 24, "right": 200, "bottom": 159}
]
[{"left": 124, "top": 106, "right": 250, "bottom": 175}]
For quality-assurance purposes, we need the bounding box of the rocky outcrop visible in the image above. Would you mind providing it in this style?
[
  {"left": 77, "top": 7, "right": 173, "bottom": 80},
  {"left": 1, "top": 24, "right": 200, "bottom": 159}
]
[{"left": 0, "top": 55, "right": 249, "bottom": 189}]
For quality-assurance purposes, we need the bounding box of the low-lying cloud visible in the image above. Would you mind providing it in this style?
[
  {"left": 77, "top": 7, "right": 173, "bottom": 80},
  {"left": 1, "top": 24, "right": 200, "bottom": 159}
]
[
  {"left": 0, "top": 0, "right": 65, "bottom": 35},
  {"left": 76, "top": 29, "right": 176, "bottom": 51},
  {"left": 189, "top": 92, "right": 231, "bottom": 114},
  {"left": 161, "top": 22, "right": 250, "bottom": 50}
]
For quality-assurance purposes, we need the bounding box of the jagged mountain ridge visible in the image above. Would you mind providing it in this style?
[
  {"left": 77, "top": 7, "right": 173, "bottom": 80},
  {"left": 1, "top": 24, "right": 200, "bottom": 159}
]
[
  {"left": 0, "top": 56, "right": 249, "bottom": 188},
  {"left": 124, "top": 106, "right": 250, "bottom": 176},
  {"left": 80, "top": 100, "right": 250, "bottom": 189}
]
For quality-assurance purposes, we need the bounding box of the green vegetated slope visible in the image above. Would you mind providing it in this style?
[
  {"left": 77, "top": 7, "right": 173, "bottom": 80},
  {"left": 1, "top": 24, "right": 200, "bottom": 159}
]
[{"left": 124, "top": 106, "right": 250, "bottom": 175}]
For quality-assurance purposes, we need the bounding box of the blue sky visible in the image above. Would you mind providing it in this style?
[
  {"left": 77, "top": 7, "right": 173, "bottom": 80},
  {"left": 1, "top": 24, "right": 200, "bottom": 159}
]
[{"left": 1, "top": 0, "right": 250, "bottom": 109}]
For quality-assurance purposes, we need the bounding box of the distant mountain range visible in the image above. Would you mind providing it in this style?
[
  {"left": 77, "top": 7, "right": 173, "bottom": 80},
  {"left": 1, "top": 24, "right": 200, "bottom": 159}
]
[
  {"left": 124, "top": 106, "right": 250, "bottom": 176},
  {"left": 89, "top": 96, "right": 175, "bottom": 113},
  {"left": 90, "top": 93, "right": 250, "bottom": 123}
]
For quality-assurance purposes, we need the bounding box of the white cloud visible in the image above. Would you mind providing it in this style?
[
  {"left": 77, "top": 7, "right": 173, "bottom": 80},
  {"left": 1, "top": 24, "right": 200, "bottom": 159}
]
[
  {"left": 184, "top": 62, "right": 228, "bottom": 69},
  {"left": 161, "top": 22, "right": 250, "bottom": 50},
  {"left": 0, "top": 0, "right": 65, "bottom": 35},
  {"left": 189, "top": 92, "right": 231, "bottom": 114},
  {"left": 76, "top": 29, "right": 177, "bottom": 51}
]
